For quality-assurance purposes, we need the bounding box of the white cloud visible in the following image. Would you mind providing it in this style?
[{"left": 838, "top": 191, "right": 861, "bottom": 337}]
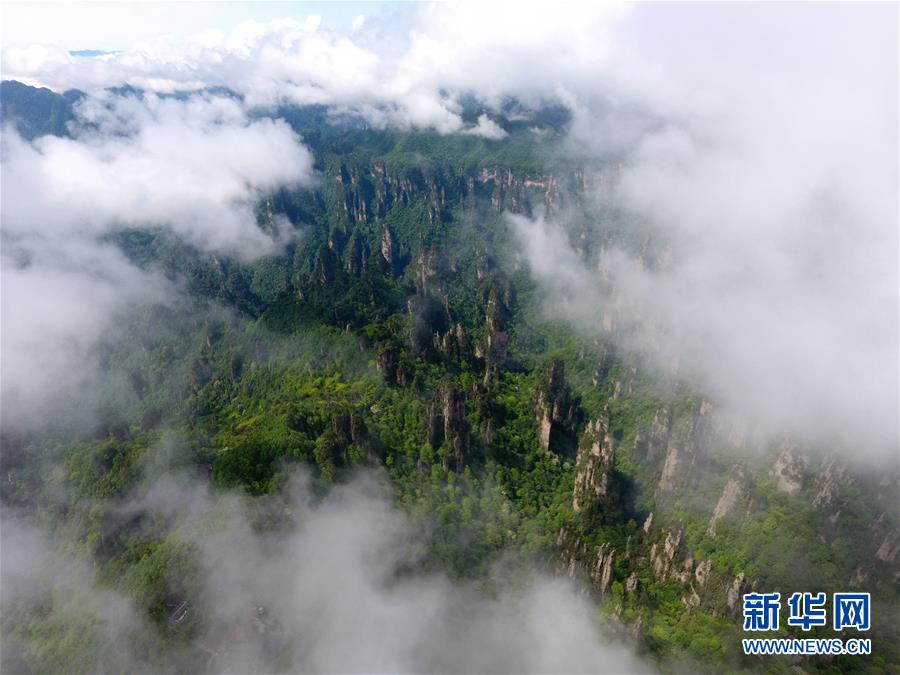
[
  {"left": 464, "top": 114, "right": 507, "bottom": 140},
  {"left": 5, "top": 92, "right": 313, "bottom": 256},
  {"left": 1, "top": 469, "right": 651, "bottom": 673},
  {"left": 0, "top": 91, "right": 316, "bottom": 428},
  {"left": 0, "top": 3, "right": 628, "bottom": 133},
  {"left": 508, "top": 5, "right": 898, "bottom": 462},
  {"left": 0, "top": 238, "right": 166, "bottom": 430}
]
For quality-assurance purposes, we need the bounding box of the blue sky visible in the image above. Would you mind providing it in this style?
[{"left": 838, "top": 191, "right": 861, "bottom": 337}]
[{"left": 1, "top": 1, "right": 409, "bottom": 50}]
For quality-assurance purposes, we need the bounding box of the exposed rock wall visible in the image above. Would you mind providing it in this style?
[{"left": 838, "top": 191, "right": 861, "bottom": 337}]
[
  {"left": 535, "top": 358, "right": 579, "bottom": 453},
  {"left": 573, "top": 415, "right": 616, "bottom": 513}
]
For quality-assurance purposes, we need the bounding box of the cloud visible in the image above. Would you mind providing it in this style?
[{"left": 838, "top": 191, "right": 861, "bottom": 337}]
[
  {"left": 463, "top": 114, "right": 507, "bottom": 140},
  {"left": 4, "top": 92, "right": 314, "bottom": 256},
  {"left": 508, "top": 4, "right": 899, "bottom": 463},
  {"left": 0, "top": 4, "right": 629, "bottom": 134},
  {"left": 0, "top": 238, "right": 167, "bottom": 430},
  {"left": 0, "top": 91, "right": 316, "bottom": 428},
  {"left": 2, "top": 469, "right": 650, "bottom": 673}
]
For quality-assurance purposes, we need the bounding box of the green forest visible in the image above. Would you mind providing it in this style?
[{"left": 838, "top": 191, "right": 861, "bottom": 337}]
[{"left": 1, "top": 79, "right": 898, "bottom": 674}]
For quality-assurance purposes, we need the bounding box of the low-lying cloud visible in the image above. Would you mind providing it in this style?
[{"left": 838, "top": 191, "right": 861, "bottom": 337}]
[
  {"left": 1, "top": 91, "right": 315, "bottom": 428},
  {"left": 2, "top": 469, "right": 649, "bottom": 673},
  {"left": 1, "top": 4, "right": 627, "bottom": 135},
  {"left": 508, "top": 4, "right": 898, "bottom": 463},
  {"left": 4, "top": 92, "right": 314, "bottom": 256}
]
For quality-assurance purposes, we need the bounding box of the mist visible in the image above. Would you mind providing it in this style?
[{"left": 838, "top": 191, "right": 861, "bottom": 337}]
[
  {"left": 1, "top": 90, "right": 315, "bottom": 429},
  {"left": 514, "top": 5, "right": 897, "bottom": 463},
  {"left": 2, "top": 467, "right": 649, "bottom": 673}
]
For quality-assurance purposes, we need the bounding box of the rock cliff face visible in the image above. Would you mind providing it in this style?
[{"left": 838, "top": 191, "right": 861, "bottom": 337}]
[
  {"left": 572, "top": 415, "right": 616, "bottom": 513},
  {"left": 591, "top": 542, "right": 616, "bottom": 592},
  {"left": 649, "top": 528, "right": 686, "bottom": 581},
  {"left": 706, "top": 467, "right": 749, "bottom": 538},
  {"left": 876, "top": 529, "right": 900, "bottom": 564},
  {"left": 380, "top": 223, "right": 395, "bottom": 265},
  {"left": 325, "top": 160, "right": 566, "bottom": 305},
  {"left": 656, "top": 413, "right": 708, "bottom": 495},
  {"left": 770, "top": 445, "right": 805, "bottom": 495},
  {"left": 634, "top": 407, "right": 672, "bottom": 463},
  {"left": 332, "top": 160, "right": 578, "bottom": 236},
  {"left": 483, "top": 283, "right": 509, "bottom": 368},
  {"left": 427, "top": 382, "right": 470, "bottom": 472},
  {"left": 557, "top": 501, "right": 752, "bottom": 622},
  {"left": 639, "top": 523, "right": 749, "bottom": 619},
  {"left": 557, "top": 529, "right": 617, "bottom": 595},
  {"left": 534, "top": 359, "right": 579, "bottom": 454}
]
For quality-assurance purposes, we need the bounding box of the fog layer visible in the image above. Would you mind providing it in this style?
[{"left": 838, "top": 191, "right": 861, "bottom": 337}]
[
  {"left": 2, "top": 469, "right": 648, "bottom": 673},
  {"left": 1, "top": 92, "right": 315, "bottom": 427}
]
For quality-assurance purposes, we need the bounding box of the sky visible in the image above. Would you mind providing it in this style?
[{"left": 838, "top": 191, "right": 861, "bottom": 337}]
[{"left": 0, "top": 2, "right": 397, "bottom": 51}]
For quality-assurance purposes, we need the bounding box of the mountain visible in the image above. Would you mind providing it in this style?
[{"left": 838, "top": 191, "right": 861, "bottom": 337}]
[
  {"left": 1, "top": 81, "right": 897, "bottom": 674},
  {"left": 0, "top": 80, "right": 82, "bottom": 139}
]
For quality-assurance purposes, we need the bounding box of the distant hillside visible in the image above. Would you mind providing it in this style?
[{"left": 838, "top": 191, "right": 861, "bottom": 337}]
[{"left": 0, "top": 80, "right": 82, "bottom": 139}]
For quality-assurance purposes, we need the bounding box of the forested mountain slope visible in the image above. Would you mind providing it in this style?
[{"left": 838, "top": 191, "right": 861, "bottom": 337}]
[{"left": 1, "top": 80, "right": 897, "bottom": 674}]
